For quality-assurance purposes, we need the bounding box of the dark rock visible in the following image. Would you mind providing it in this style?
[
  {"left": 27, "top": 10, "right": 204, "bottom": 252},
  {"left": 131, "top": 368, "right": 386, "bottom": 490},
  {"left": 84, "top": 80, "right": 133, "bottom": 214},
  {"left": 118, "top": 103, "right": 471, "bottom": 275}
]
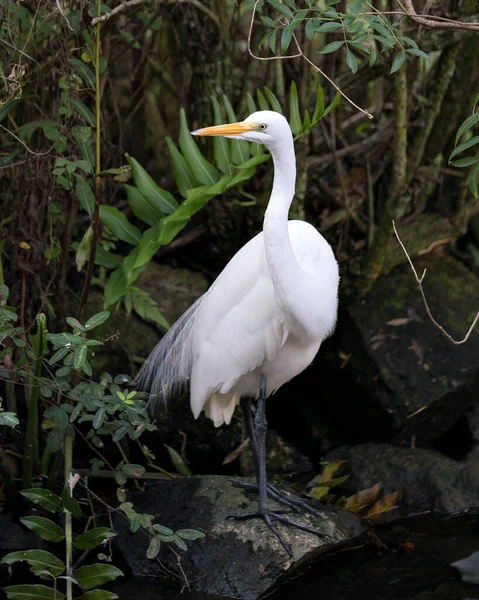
[
  {"left": 328, "top": 251, "right": 479, "bottom": 445},
  {"left": 114, "top": 475, "right": 365, "bottom": 599},
  {"left": 0, "top": 515, "right": 38, "bottom": 552},
  {"left": 345, "top": 442, "right": 479, "bottom": 515}
]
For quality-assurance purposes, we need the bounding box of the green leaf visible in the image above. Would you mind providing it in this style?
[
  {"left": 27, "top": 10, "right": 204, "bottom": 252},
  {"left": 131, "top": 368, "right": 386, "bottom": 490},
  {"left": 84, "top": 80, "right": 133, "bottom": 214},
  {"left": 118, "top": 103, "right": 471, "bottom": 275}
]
[
  {"left": 20, "top": 489, "right": 62, "bottom": 513},
  {"left": 165, "top": 136, "right": 199, "bottom": 197},
  {"left": 268, "top": 0, "right": 293, "bottom": 19},
  {"left": 104, "top": 268, "right": 128, "bottom": 309},
  {"left": 173, "top": 534, "right": 188, "bottom": 551},
  {"left": 324, "top": 91, "right": 341, "bottom": 117},
  {"left": 0, "top": 412, "right": 19, "bottom": 427},
  {"left": 99, "top": 206, "right": 141, "bottom": 246},
  {"left": 75, "top": 226, "right": 93, "bottom": 272},
  {"left": 165, "top": 444, "right": 192, "bottom": 476},
  {"left": 221, "top": 96, "right": 250, "bottom": 165},
  {"left": 455, "top": 112, "right": 479, "bottom": 145},
  {"left": 126, "top": 154, "right": 178, "bottom": 214},
  {"left": 305, "top": 19, "right": 315, "bottom": 41},
  {"left": 316, "top": 22, "right": 341, "bottom": 33},
  {"left": 449, "top": 136, "right": 479, "bottom": 161},
  {"left": 406, "top": 48, "right": 430, "bottom": 61},
  {"left": 281, "top": 22, "right": 294, "bottom": 52},
  {"left": 70, "top": 58, "right": 95, "bottom": 88},
  {"left": 124, "top": 184, "right": 161, "bottom": 227},
  {"left": 1, "top": 550, "right": 65, "bottom": 577},
  {"left": 302, "top": 109, "right": 311, "bottom": 132},
  {"left": 75, "top": 592, "right": 119, "bottom": 600},
  {"left": 74, "top": 564, "right": 123, "bottom": 590},
  {"left": 93, "top": 246, "right": 123, "bottom": 269},
  {"left": 469, "top": 162, "right": 479, "bottom": 198},
  {"left": 263, "top": 87, "right": 283, "bottom": 114},
  {"left": 122, "top": 227, "right": 160, "bottom": 286},
  {"left": 369, "top": 43, "right": 377, "bottom": 66},
  {"left": 84, "top": 311, "right": 110, "bottom": 330},
  {"left": 74, "top": 527, "right": 118, "bottom": 550},
  {"left": 122, "top": 463, "right": 146, "bottom": 477},
  {"left": 256, "top": 89, "right": 269, "bottom": 111},
  {"left": 4, "top": 584, "right": 65, "bottom": 599},
  {"left": 179, "top": 109, "right": 219, "bottom": 184},
  {"left": 449, "top": 156, "right": 479, "bottom": 168},
  {"left": 72, "top": 126, "right": 93, "bottom": 172},
  {"left": 73, "top": 345, "right": 88, "bottom": 370},
  {"left": 176, "top": 529, "right": 206, "bottom": 541},
  {"left": 346, "top": 48, "right": 358, "bottom": 74},
  {"left": 318, "top": 40, "right": 344, "bottom": 54},
  {"left": 61, "top": 487, "right": 83, "bottom": 517},
  {"left": 153, "top": 524, "right": 174, "bottom": 536},
  {"left": 210, "top": 96, "right": 232, "bottom": 175},
  {"left": 20, "top": 516, "right": 65, "bottom": 542},
  {"left": 390, "top": 52, "right": 406, "bottom": 74},
  {"left": 75, "top": 176, "right": 95, "bottom": 218},
  {"left": 69, "top": 99, "right": 95, "bottom": 127},
  {"left": 147, "top": 536, "right": 161, "bottom": 559},
  {"left": 289, "top": 81, "right": 302, "bottom": 135},
  {"left": 92, "top": 407, "right": 105, "bottom": 429},
  {"left": 312, "top": 84, "right": 325, "bottom": 122}
]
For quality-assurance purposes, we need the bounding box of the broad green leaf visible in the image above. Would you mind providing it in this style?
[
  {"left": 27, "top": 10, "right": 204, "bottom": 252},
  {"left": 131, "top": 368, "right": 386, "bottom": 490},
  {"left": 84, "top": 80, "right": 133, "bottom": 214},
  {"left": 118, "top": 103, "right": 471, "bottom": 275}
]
[
  {"left": 305, "top": 19, "right": 315, "bottom": 41},
  {"left": 154, "top": 524, "right": 174, "bottom": 536},
  {"left": 74, "top": 564, "right": 123, "bottom": 590},
  {"left": 70, "top": 58, "right": 95, "bottom": 88},
  {"left": 406, "top": 48, "right": 430, "bottom": 61},
  {"left": 122, "top": 463, "right": 146, "bottom": 477},
  {"left": 4, "top": 584, "right": 65, "bottom": 599},
  {"left": 369, "top": 43, "right": 377, "bottom": 66},
  {"left": 268, "top": 0, "right": 293, "bottom": 18},
  {"left": 246, "top": 92, "right": 257, "bottom": 115},
  {"left": 20, "top": 516, "right": 65, "bottom": 542},
  {"left": 74, "top": 527, "right": 117, "bottom": 550},
  {"left": 49, "top": 347, "right": 69, "bottom": 365},
  {"left": 84, "top": 311, "right": 110, "bottom": 330},
  {"left": 62, "top": 487, "right": 83, "bottom": 517},
  {"left": 75, "top": 226, "right": 93, "bottom": 272},
  {"left": 221, "top": 95, "right": 250, "bottom": 165},
  {"left": 312, "top": 84, "right": 325, "bottom": 122},
  {"left": 165, "top": 136, "right": 198, "bottom": 197},
  {"left": 316, "top": 22, "right": 341, "bottom": 33},
  {"left": 99, "top": 205, "right": 141, "bottom": 245},
  {"left": 263, "top": 87, "right": 283, "bottom": 114},
  {"left": 75, "top": 176, "right": 95, "bottom": 218},
  {"left": 289, "top": 81, "right": 302, "bottom": 135},
  {"left": 72, "top": 126, "right": 93, "bottom": 173},
  {"left": 256, "top": 89, "right": 269, "bottom": 111},
  {"left": 390, "top": 52, "right": 406, "bottom": 74},
  {"left": 449, "top": 156, "right": 479, "bottom": 168},
  {"left": 122, "top": 226, "right": 160, "bottom": 285},
  {"left": 455, "top": 112, "right": 479, "bottom": 145},
  {"left": 75, "top": 592, "right": 119, "bottom": 600},
  {"left": 176, "top": 529, "right": 205, "bottom": 541},
  {"left": 318, "top": 40, "right": 344, "bottom": 54},
  {"left": 281, "top": 22, "right": 294, "bottom": 52},
  {"left": 104, "top": 268, "right": 128, "bottom": 309},
  {"left": 147, "top": 536, "right": 161, "bottom": 559},
  {"left": 94, "top": 246, "right": 123, "bottom": 268},
  {"left": 179, "top": 109, "right": 219, "bottom": 184},
  {"left": 20, "top": 489, "right": 62, "bottom": 513},
  {"left": 124, "top": 184, "right": 161, "bottom": 227},
  {"left": 74, "top": 345, "right": 88, "bottom": 370},
  {"left": 165, "top": 444, "right": 192, "bottom": 476},
  {"left": 346, "top": 48, "right": 358, "bottom": 74},
  {"left": 449, "top": 136, "right": 479, "bottom": 161},
  {"left": 236, "top": 153, "right": 270, "bottom": 170},
  {"left": 173, "top": 534, "right": 188, "bottom": 551},
  {"left": 1, "top": 550, "right": 65, "bottom": 577},
  {"left": 126, "top": 154, "right": 178, "bottom": 214},
  {"left": 469, "top": 163, "right": 479, "bottom": 198},
  {"left": 210, "top": 96, "right": 231, "bottom": 174},
  {"left": 69, "top": 99, "right": 95, "bottom": 127},
  {"left": 302, "top": 109, "right": 311, "bottom": 132}
]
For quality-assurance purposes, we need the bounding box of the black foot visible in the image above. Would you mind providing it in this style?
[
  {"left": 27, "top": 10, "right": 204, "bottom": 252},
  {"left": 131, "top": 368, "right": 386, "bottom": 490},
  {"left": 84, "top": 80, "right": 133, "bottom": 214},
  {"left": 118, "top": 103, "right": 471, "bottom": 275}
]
[
  {"left": 228, "top": 507, "right": 327, "bottom": 558},
  {"left": 230, "top": 479, "right": 324, "bottom": 517}
]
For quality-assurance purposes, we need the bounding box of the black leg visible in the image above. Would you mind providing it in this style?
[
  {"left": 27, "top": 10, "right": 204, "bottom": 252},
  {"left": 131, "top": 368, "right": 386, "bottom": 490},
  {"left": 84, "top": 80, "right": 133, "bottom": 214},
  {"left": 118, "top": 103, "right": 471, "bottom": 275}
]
[{"left": 229, "top": 375, "right": 327, "bottom": 558}]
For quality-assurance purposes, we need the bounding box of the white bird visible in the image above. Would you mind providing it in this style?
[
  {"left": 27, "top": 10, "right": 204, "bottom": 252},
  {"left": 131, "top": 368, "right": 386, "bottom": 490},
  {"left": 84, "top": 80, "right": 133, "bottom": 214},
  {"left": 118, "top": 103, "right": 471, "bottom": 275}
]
[{"left": 134, "top": 110, "right": 339, "bottom": 555}]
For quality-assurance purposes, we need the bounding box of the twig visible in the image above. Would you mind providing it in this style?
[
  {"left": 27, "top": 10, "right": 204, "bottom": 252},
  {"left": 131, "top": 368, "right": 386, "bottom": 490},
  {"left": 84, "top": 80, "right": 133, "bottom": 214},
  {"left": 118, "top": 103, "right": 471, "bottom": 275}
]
[
  {"left": 0, "top": 123, "right": 53, "bottom": 156},
  {"left": 392, "top": 220, "right": 479, "bottom": 345},
  {"left": 91, "top": 0, "right": 145, "bottom": 25},
  {"left": 403, "top": 0, "right": 479, "bottom": 31}
]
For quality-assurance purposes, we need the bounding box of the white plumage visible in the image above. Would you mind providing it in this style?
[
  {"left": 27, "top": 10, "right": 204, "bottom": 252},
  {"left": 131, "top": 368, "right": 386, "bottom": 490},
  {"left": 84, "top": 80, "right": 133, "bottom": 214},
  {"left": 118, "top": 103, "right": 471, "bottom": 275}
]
[{"left": 134, "top": 110, "right": 339, "bottom": 427}]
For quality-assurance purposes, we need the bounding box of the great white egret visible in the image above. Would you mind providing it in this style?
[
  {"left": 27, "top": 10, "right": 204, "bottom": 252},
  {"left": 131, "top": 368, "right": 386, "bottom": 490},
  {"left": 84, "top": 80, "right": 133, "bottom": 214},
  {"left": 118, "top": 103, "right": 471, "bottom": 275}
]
[{"left": 134, "top": 110, "right": 340, "bottom": 556}]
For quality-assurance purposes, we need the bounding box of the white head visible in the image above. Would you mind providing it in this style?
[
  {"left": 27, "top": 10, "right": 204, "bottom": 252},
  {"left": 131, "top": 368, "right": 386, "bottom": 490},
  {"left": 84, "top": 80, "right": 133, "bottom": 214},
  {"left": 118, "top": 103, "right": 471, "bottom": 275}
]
[{"left": 191, "top": 110, "right": 293, "bottom": 153}]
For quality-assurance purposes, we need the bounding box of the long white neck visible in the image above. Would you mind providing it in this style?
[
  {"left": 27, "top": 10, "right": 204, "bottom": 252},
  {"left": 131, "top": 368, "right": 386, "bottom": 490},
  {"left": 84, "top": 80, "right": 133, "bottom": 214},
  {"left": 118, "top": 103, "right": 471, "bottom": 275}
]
[{"left": 263, "top": 135, "right": 303, "bottom": 317}]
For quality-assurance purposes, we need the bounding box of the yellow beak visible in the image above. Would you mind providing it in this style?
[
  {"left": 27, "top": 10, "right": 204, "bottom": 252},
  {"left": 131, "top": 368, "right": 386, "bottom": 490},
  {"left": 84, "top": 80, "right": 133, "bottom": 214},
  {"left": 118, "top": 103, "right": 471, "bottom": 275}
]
[{"left": 191, "top": 121, "right": 257, "bottom": 137}]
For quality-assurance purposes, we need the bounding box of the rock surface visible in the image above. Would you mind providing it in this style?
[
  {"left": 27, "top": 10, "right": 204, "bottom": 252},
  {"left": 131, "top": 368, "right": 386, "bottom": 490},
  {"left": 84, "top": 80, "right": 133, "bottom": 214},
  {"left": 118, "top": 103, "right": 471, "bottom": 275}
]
[
  {"left": 329, "top": 251, "right": 479, "bottom": 445},
  {"left": 114, "top": 475, "right": 365, "bottom": 599},
  {"left": 345, "top": 443, "right": 479, "bottom": 514}
]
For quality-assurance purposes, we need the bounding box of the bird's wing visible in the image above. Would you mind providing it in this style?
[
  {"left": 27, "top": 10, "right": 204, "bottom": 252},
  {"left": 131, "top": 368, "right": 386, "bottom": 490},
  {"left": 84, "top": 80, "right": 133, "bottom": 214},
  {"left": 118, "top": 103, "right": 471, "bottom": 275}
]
[{"left": 189, "top": 231, "right": 288, "bottom": 417}]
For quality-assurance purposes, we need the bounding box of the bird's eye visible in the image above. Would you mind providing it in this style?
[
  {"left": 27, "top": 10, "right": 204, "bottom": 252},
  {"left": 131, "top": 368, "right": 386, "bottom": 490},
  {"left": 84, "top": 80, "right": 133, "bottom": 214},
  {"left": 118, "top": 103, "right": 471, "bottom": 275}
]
[{"left": 259, "top": 124, "right": 267, "bottom": 131}]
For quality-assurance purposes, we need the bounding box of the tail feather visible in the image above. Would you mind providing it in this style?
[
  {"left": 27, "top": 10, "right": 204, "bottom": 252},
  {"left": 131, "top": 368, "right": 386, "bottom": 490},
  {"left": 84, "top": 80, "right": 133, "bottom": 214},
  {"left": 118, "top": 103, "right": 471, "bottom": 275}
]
[{"left": 133, "top": 296, "right": 204, "bottom": 412}]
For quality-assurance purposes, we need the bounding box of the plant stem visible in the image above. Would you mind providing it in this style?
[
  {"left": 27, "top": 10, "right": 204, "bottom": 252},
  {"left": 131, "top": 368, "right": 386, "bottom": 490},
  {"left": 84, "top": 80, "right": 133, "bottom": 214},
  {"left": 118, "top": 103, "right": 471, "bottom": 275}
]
[
  {"left": 78, "top": 0, "right": 102, "bottom": 318},
  {"left": 64, "top": 432, "right": 73, "bottom": 600},
  {"left": 0, "top": 240, "right": 5, "bottom": 286}
]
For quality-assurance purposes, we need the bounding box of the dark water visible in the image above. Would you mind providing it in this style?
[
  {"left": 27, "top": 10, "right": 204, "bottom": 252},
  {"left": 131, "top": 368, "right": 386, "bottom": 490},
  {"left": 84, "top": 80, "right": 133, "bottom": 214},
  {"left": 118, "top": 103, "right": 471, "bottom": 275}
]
[{"left": 104, "top": 515, "right": 479, "bottom": 599}]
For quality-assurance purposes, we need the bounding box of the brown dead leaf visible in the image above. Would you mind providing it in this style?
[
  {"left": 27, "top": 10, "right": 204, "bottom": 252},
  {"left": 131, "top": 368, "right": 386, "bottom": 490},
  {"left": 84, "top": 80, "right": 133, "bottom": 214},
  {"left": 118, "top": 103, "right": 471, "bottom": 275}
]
[
  {"left": 365, "top": 490, "right": 401, "bottom": 518},
  {"left": 341, "top": 482, "right": 382, "bottom": 513},
  {"left": 222, "top": 438, "right": 250, "bottom": 465},
  {"left": 386, "top": 318, "right": 410, "bottom": 327}
]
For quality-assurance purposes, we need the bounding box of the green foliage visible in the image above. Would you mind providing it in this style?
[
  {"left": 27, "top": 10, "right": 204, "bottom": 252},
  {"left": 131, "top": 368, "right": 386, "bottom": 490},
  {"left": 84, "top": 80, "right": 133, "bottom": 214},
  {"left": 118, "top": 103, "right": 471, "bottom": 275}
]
[
  {"left": 449, "top": 93, "right": 479, "bottom": 199},
  {"left": 253, "top": 0, "right": 431, "bottom": 74}
]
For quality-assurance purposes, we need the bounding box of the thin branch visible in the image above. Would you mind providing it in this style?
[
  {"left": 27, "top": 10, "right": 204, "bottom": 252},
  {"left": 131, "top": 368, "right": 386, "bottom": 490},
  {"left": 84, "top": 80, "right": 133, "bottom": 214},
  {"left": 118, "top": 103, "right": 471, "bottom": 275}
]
[
  {"left": 91, "top": 0, "right": 145, "bottom": 25},
  {"left": 392, "top": 220, "right": 479, "bottom": 345},
  {"left": 0, "top": 123, "right": 53, "bottom": 156},
  {"left": 404, "top": 0, "right": 479, "bottom": 31}
]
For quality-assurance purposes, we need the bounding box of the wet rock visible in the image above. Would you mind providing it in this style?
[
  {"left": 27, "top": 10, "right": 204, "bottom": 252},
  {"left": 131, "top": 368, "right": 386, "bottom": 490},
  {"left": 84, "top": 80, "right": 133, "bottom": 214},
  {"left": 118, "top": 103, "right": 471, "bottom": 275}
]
[
  {"left": 114, "top": 475, "right": 365, "bottom": 599},
  {"left": 329, "top": 251, "right": 479, "bottom": 445},
  {"left": 345, "top": 443, "right": 479, "bottom": 514}
]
